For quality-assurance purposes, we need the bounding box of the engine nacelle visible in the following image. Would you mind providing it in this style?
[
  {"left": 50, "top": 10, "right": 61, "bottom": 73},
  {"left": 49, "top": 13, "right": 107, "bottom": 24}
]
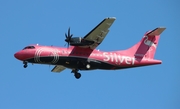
[{"left": 70, "top": 37, "right": 94, "bottom": 46}]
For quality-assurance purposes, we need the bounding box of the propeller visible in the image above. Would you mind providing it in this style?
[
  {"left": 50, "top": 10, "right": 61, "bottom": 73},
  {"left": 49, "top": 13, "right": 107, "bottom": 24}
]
[{"left": 64, "top": 27, "right": 73, "bottom": 48}]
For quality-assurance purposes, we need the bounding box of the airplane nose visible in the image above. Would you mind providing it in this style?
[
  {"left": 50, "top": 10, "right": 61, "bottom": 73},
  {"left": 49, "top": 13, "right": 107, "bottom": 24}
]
[
  {"left": 14, "top": 52, "right": 23, "bottom": 60},
  {"left": 14, "top": 52, "right": 19, "bottom": 59}
]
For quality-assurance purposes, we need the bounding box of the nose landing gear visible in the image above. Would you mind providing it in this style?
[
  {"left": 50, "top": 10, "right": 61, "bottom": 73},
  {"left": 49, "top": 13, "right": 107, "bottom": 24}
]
[
  {"left": 23, "top": 61, "right": 28, "bottom": 68},
  {"left": 71, "top": 69, "right": 81, "bottom": 79}
]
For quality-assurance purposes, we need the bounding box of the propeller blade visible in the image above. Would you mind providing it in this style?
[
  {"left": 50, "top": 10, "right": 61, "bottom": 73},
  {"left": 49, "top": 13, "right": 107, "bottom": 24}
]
[
  {"left": 64, "top": 43, "right": 67, "bottom": 47},
  {"left": 65, "top": 33, "right": 67, "bottom": 38},
  {"left": 64, "top": 27, "right": 73, "bottom": 48},
  {"left": 68, "top": 27, "right": 70, "bottom": 37},
  {"left": 70, "top": 34, "right": 73, "bottom": 38}
]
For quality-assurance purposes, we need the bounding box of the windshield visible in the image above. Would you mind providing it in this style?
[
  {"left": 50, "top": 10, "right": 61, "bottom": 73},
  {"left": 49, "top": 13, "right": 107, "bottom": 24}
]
[{"left": 23, "top": 46, "right": 35, "bottom": 50}]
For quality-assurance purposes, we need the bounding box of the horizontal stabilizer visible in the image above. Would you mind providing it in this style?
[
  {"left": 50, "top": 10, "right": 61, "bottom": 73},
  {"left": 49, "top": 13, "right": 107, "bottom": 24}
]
[
  {"left": 51, "top": 65, "right": 66, "bottom": 73},
  {"left": 147, "top": 27, "right": 166, "bottom": 36}
]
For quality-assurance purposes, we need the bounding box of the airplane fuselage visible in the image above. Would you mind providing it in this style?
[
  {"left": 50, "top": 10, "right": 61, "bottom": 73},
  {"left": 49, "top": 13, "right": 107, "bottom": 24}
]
[{"left": 14, "top": 45, "right": 161, "bottom": 70}]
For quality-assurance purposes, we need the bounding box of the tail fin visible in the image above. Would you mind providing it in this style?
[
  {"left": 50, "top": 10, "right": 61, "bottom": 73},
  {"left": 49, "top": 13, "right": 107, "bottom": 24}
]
[{"left": 123, "top": 27, "right": 166, "bottom": 60}]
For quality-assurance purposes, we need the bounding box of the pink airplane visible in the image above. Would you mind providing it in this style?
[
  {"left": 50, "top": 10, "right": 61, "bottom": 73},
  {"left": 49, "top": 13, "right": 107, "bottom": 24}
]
[{"left": 14, "top": 17, "right": 166, "bottom": 79}]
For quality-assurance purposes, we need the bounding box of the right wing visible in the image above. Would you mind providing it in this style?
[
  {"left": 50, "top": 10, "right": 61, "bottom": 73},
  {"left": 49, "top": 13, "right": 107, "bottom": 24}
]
[
  {"left": 82, "top": 17, "right": 116, "bottom": 49},
  {"left": 51, "top": 65, "right": 66, "bottom": 73}
]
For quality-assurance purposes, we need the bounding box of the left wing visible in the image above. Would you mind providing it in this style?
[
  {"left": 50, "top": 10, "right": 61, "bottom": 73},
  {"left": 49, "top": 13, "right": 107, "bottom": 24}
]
[
  {"left": 83, "top": 17, "right": 116, "bottom": 49},
  {"left": 51, "top": 65, "right": 66, "bottom": 73}
]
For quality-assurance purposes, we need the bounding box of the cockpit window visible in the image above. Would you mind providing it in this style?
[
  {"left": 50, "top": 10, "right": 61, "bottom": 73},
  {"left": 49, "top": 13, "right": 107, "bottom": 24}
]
[{"left": 23, "top": 46, "right": 35, "bottom": 50}]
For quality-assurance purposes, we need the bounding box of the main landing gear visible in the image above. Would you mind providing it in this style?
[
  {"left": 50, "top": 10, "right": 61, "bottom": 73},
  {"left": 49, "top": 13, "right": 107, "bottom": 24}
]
[
  {"left": 70, "top": 63, "right": 90, "bottom": 79},
  {"left": 23, "top": 61, "right": 28, "bottom": 68},
  {"left": 71, "top": 69, "right": 81, "bottom": 79}
]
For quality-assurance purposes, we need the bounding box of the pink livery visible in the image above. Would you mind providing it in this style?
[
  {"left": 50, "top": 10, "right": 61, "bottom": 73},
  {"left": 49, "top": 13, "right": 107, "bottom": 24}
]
[{"left": 14, "top": 17, "right": 166, "bottom": 79}]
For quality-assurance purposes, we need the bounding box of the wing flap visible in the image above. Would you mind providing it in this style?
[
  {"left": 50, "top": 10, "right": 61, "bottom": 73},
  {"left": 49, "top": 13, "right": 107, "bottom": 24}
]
[{"left": 51, "top": 65, "right": 66, "bottom": 73}]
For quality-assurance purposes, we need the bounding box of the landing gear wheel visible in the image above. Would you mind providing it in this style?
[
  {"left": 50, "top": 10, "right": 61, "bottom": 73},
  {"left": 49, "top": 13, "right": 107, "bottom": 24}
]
[
  {"left": 23, "top": 64, "right": 27, "bottom": 68},
  {"left": 23, "top": 61, "right": 28, "bottom": 68},
  {"left": 74, "top": 73, "right": 81, "bottom": 79}
]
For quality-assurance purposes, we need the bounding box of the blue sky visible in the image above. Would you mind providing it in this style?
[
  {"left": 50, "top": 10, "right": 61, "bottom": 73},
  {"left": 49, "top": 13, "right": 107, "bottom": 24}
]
[{"left": 0, "top": 0, "right": 179, "bottom": 109}]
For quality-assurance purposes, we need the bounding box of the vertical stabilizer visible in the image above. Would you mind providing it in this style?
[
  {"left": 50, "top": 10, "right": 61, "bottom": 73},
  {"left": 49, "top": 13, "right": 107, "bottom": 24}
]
[{"left": 123, "top": 27, "right": 166, "bottom": 60}]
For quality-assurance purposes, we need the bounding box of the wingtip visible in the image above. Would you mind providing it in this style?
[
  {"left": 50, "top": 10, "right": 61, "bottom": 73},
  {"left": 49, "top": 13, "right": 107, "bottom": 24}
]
[
  {"left": 158, "top": 27, "right": 166, "bottom": 30},
  {"left": 106, "top": 17, "right": 116, "bottom": 19}
]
